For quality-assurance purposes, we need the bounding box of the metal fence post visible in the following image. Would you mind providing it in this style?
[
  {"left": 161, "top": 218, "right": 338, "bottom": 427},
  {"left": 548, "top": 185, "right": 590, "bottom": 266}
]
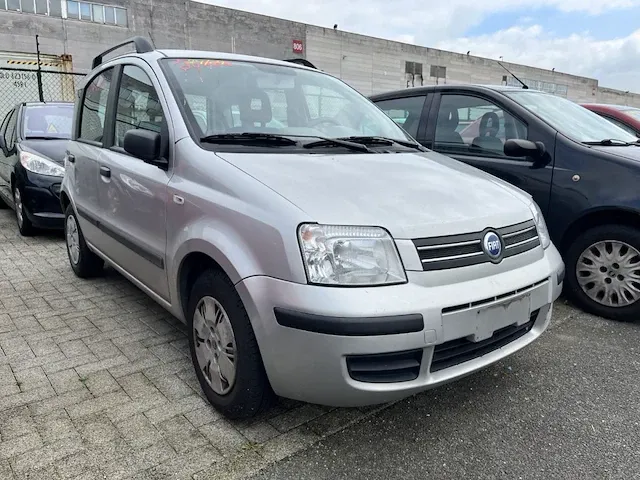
[{"left": 35, "top": 35, "right": 44, "bottom": 102}]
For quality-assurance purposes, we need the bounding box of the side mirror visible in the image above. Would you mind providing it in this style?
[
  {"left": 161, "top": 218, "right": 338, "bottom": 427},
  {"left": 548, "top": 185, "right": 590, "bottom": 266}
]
[
  {"left": 123, "top": 129, "right": 167, "bottom": 169},
  {"left": 0, "top": 136, "right": 7, "bottom": 157},
  {"left": 504, "top": 139, "right": 546, "bottom": 159}
]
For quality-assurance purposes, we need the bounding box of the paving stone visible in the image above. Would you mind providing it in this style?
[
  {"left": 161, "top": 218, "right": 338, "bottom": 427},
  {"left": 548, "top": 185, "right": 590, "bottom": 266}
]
[
  {"left": 148, "top": 373, "right": 195, "bottom": 400},
  {"left": 85, "top": 340, "right": 121, "bottom": 360},
  {"left": 0, "top": 432, "right": 43, "bottom": 460},
  {"left": 240, "top": 421, "right": 281, "bottom": 444},
  {"left": 0, "top": 407, "right": 37, "bottom": 440},
  {"left": 11, "top": 436, "right": 84, "bottom": 473},
  {"left": 75, "top": 415, "right": 120, "bottom": 446},
  {"left": 199, "top": 420, "right": 249, "bottom": 457},
  {"left": 66, "top": 391, "right": 131, "bottom": 420},
  {"left": 29, "top": 389, "right": 92, "bottom": 417},
  {"left": 134, "top": 444, "right": 222, "bottom": 480},
  {"left": 81, "top": 370, "right": 121, "bottom": 397},
  {"left": 183, "top": 406, "right": 222, "bottom": 428},
  {"left": 14, "top": 366, "right": 50, "bottom": 392},
  {"left": 257, "top": 425, "right": 320, "bottom": 462},
  {"left": 38, "top": 415, "right": 79, "bottom": 445},
  {"left": 0, "top": 459, "right": 14, "bottom": 479},
  {"left": 115, "top": 413, "right": 162, "bottom": 449},
  {"left": 48, "top": 369, "right": 84, "bottom": 395},
  {"left": 104, "top": 393, "right": 167, "bottom": 424},
  {"left": 74, "top": 356, "right": 129, "bottom": 378},
  {"left": 267, "top": 404, "right": 326, "bottom": 433},
  {"left": 116, "top": 373, "right": 160, "bottom": 399},
  {"left": 144, "top": 395, "right": 210, "bottom": 425},
  {"left": 58, "top": 340, "right": 92, "bottom": 359},
  {"left": 157, "top": 415, "right": 209, "bottom": 454}
]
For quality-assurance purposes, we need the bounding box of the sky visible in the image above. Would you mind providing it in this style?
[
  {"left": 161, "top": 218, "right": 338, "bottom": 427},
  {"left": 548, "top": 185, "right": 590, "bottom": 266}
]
[{"left": 203, "top": 0, "right": 640, "bottom": 92}]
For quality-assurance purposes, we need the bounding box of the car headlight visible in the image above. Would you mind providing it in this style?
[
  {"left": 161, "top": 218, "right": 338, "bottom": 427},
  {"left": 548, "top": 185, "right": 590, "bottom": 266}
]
[
  {"left": 298, "top": 224, "right": 407, "bottom": 286},
  {"left": 529, "top": 202, "right": 551, "bottom": 249},
  {"left": 20, "top": 151, "right": 65, "bottom": 177}
]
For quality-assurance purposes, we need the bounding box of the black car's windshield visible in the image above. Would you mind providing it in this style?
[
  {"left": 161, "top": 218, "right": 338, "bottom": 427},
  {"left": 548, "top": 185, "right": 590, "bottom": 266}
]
[
  {"left": 504, "top": 91, "right": 638, "bottom": 144},
  {"left": 23, "top": 104, "right": 74, "bottom": 139},
  {"left": 161, "top": 58, "right": 412, "bottom": 145}
]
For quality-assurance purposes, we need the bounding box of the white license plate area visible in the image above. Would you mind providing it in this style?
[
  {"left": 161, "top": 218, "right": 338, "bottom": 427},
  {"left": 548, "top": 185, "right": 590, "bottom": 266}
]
[{"left": 469, "top": 295, "right": 531, "bottom": 343}]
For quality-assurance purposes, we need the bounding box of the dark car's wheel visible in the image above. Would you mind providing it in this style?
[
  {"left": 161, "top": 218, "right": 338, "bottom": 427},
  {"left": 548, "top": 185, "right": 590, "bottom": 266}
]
[
  {"left": 565, "top": 224, "right": 640, "bottom": 322},
  {"left": 187, "top": 268, "right": 274, "bottom": 419},
  {"left": 64, "top": 204, "right": 104, "bottom": 278},
  {"left": 13, "top": 185, "right": 35, "bottom": 236}
]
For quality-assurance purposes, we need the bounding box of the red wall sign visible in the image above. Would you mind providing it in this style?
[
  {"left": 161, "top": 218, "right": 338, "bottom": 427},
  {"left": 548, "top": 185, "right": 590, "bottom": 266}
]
[{"left": 292, "top": 39, "right": 304, "bottom": 54}]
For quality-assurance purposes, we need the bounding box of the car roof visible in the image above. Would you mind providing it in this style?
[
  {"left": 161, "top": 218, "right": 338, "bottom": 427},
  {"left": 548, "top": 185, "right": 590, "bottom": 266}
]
[
  {"left": 106, "top": 49, "right": 318, "bottom": 72},
  {"left": 23, "top": 101, "right": 74, "bottom": 107},
  {"left": 368, "top": 84, "right": 540, "bottom": 100}
]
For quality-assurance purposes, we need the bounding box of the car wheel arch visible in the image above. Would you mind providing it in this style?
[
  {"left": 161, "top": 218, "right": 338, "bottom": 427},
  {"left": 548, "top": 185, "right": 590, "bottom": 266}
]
[{"left": 560, "top": 207, "right": 640, "bottom": 254}]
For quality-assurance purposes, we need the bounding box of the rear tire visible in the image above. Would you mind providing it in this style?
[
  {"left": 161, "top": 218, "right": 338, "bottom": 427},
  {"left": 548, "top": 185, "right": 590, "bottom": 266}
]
[
  {"left": 565, "top": 224, "right": 640, "bottom": 322},
  {"left": 64, "top": 204, "right": 104, "bottom": 278},
  {"left": 187, "top": 268, "right": 275, "bottom": 419}
]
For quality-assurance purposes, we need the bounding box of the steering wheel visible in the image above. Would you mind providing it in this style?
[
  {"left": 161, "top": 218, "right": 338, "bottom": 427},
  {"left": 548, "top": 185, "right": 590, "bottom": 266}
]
[{"left": 307, "top": 117, "right": 342, "bottom": 128}]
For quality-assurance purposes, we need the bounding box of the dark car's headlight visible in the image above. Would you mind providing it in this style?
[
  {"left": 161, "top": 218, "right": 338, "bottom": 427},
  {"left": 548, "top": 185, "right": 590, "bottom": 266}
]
[{"left": 20, "top": 152, "right": 65, "bottom": 177}]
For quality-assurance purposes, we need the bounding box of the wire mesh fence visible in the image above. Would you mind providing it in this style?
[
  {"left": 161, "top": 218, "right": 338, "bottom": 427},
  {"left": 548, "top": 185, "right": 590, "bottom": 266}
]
[{"left": 0, "top": 68, "right": 85, "bottom": 121}]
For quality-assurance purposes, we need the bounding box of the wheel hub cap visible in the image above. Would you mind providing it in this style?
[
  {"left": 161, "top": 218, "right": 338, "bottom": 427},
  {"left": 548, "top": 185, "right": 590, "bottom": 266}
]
[
  {"left": 576, "top": 240, "right": 640, "bottom": 307},
  {"left": 66, "top": 216, "right": 81, "bottom": 265},
  {"left": 193, "top": 296, "right": 237, "bottom": 395}
]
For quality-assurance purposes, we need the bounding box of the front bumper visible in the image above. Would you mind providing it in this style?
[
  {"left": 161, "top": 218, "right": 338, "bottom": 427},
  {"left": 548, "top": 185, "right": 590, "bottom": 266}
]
[
  {"left": 237, "top": 244, "right": 564, "bottom": 407},
  {"left": 19, "top": 169, "right": 64, "bottom": 229}
]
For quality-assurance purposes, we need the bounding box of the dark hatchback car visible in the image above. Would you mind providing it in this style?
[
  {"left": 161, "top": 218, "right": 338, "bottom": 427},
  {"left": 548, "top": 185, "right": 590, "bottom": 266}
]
[
  {"left": 0, "top": 102, "right": 73, "bottom": 235},
  {"left": 370, "top": 85, "right": 640, "bottom": 322},
  {"left": 581, "top": 103, "right": 640, "bottom": 138}
]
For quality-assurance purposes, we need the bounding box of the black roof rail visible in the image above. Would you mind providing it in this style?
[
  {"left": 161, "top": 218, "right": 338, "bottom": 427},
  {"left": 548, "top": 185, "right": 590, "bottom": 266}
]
[
  {"left": 91, "top": 36, "right": 154, "bottom": 69},
  {"left": 282, "top": 58, "right": 317, "bottom": 69}
]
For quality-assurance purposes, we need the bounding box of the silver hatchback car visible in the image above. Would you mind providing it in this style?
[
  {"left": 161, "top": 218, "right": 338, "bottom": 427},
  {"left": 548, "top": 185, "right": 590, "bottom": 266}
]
[{"left": 60, "top": 37, "right": 564, "bottom": 419}]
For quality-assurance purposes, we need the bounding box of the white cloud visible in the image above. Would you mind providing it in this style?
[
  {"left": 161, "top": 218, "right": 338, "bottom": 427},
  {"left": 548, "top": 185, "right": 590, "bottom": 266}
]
[
  {"left": 200, "top": 0, "right": 640, "bottom": 91},
  {"left": 436, "top": 26, "right": 640, "bottom": 91}
]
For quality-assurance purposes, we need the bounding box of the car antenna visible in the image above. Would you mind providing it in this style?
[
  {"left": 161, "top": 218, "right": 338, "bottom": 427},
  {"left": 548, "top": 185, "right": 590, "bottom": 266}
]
[{"left": 497, "top": 61, "right": 529, "bottom": 89}]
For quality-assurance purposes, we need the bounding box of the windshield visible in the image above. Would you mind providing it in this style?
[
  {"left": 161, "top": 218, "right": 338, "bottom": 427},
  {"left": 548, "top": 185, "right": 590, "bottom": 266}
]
[
  {"left": 504, "top": 91, "right": 638, "bottom": 143},
  {"left": 23, "top": 104, "right": 74, "bottom": 139},
  {"left": 161, "top": 58, "right": 411, "bottom": 144}
]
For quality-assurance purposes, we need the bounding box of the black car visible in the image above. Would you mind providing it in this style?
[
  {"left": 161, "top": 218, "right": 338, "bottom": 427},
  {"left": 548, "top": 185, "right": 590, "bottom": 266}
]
[
  {"left": 370, "top": 85, "right": 640, "bottom": 322},
  {"left": 0, "top": 102, "right": 74, "bottom": 235}
]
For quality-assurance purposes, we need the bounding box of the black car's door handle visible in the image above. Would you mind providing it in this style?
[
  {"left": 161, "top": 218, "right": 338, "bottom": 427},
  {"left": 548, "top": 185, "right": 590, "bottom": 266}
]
[
  {"left": 66, "top": 153, "right": 75, "bottom": 163},
  {"left": 99, "top": 166, "right": 111, "bottom": 178}
]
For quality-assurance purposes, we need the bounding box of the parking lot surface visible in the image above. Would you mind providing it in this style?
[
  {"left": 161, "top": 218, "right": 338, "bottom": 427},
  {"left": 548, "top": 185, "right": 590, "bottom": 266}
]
[{"left": 1, "top": 206, "right": 638, "bottom": 479}]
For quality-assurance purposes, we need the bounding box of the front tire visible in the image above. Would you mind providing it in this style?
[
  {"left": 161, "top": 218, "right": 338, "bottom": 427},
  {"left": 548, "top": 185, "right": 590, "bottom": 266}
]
[
  {"left": 565, "top": 224, "right": 640, "bottom": 322},
  {"left": 187, "top": 269, "right": 274, "bottom": 419},
  {"left": 64, "top": 204, "right": 104, "bottom": 278},
  {"left": 13, "top": 185, "right": 35, "bottom": 236}
]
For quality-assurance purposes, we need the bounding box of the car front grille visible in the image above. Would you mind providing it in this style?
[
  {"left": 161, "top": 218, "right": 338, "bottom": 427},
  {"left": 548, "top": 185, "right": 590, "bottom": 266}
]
[
  {"left": 413, "top": 219, "right": 540, "bottom": 271},
  {"left": 346, "top": 349, "right": 423, "bottom": 383},
  {"left": 429, "top": 309, "right": 540, "bottom": 373}
]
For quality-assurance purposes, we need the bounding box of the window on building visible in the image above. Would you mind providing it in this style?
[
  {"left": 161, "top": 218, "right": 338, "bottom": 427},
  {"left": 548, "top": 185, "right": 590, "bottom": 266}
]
[
  {"left": 7, "top": 0, "right": 21, "bottom": 11},
  {"left": 35, "top": 0, "right": 47, "bottom": 14},
  {"left": 21, "top": 0, "right": 34, "bottom": 13},
  {"left": 430, "top": 65, "right": 446, "bottom": 78},
  {"left": 65, "top": 0, "right": 126, "bottom": 25},
  {"left": 405, "top": 61, "right": 423, "bottom": 76},
  {"left": 79, "top": 68, "right": 113, "bottom": 144}
]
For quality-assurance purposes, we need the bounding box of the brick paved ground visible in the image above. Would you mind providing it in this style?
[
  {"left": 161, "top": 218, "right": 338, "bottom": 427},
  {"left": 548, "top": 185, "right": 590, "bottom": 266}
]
[{"left": 0, "top": 208, "right": 391, "bottom": 479}]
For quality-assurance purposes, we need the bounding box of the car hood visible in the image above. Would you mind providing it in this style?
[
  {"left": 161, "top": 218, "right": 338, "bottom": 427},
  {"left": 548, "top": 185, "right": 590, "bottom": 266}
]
[
  {"left": 591, "top": 144, "right": 640, "bottom": 161},
  {"left": 21, "top": 139, "right": 69, "bottom": 164},
  {"left": 216, "top": 150, "right": 534, "bottom": 239}
]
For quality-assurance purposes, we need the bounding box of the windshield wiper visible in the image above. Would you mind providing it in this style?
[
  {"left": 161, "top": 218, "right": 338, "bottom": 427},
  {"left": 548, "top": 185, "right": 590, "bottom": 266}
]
[
  {"left": 582, "top": 139, "right": 639, "bottom": 146},
  {"left": 302, "top": 137, "right": 372, "bottom": 153},
  {"left": 200, "top": 133, "right": 299, "bottom": 146},
  {"left": 338, "top": 136, "right": 428, "bottom": 151}
]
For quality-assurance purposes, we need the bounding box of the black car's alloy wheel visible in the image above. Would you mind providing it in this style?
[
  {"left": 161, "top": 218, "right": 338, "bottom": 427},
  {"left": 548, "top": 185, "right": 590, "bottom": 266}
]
[{"left": 566, "top": 224, "right": 640, "bottom": 322}]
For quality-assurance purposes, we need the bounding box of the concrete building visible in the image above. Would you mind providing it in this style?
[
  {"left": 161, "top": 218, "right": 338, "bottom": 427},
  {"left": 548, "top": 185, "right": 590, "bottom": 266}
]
[{"left": 1, "top": 0, "right": 639, "bottom": 106}]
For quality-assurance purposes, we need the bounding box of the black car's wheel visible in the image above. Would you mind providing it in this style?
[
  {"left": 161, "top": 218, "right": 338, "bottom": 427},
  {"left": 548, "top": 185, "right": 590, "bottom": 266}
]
[
  {"left": 565, "top": 224, "right": 640, "bottom": 322},
  {"left": 187, "top": 268, "right": 274, "bottom": 419},
  {"left": 64, "top": 204, "right": 104, "bottom": 278},
  {"left": 13, "top": 185, "right": 35, "bottom": 236}
]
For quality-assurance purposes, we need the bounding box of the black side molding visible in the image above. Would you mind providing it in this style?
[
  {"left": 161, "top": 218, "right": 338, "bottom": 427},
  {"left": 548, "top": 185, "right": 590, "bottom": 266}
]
[{"left": 274, "top": 308, "right": 424, "bottom": 336}]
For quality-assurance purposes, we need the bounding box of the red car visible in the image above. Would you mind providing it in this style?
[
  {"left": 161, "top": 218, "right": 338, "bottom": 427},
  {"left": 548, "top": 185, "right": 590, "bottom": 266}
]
[{"left": 581, "top": 103, "right": 640, "bottom": 138}]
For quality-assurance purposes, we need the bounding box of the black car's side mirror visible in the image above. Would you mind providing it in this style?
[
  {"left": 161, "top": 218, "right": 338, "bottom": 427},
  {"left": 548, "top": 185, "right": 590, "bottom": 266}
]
[
  {"left": 123, "top": 129, "right": 168, "bottom": 170},
  {"left": 504, "top": 139, "right": 546, "bottom": 159}
]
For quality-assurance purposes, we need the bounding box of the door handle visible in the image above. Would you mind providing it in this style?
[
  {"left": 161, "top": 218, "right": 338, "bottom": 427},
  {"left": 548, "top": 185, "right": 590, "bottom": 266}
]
[
  {"left": 66, "top": 153, "right": 75, "bottom": 164},
  {"left": 99, "top": 166, "right": 111, "bottom": 178}
]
